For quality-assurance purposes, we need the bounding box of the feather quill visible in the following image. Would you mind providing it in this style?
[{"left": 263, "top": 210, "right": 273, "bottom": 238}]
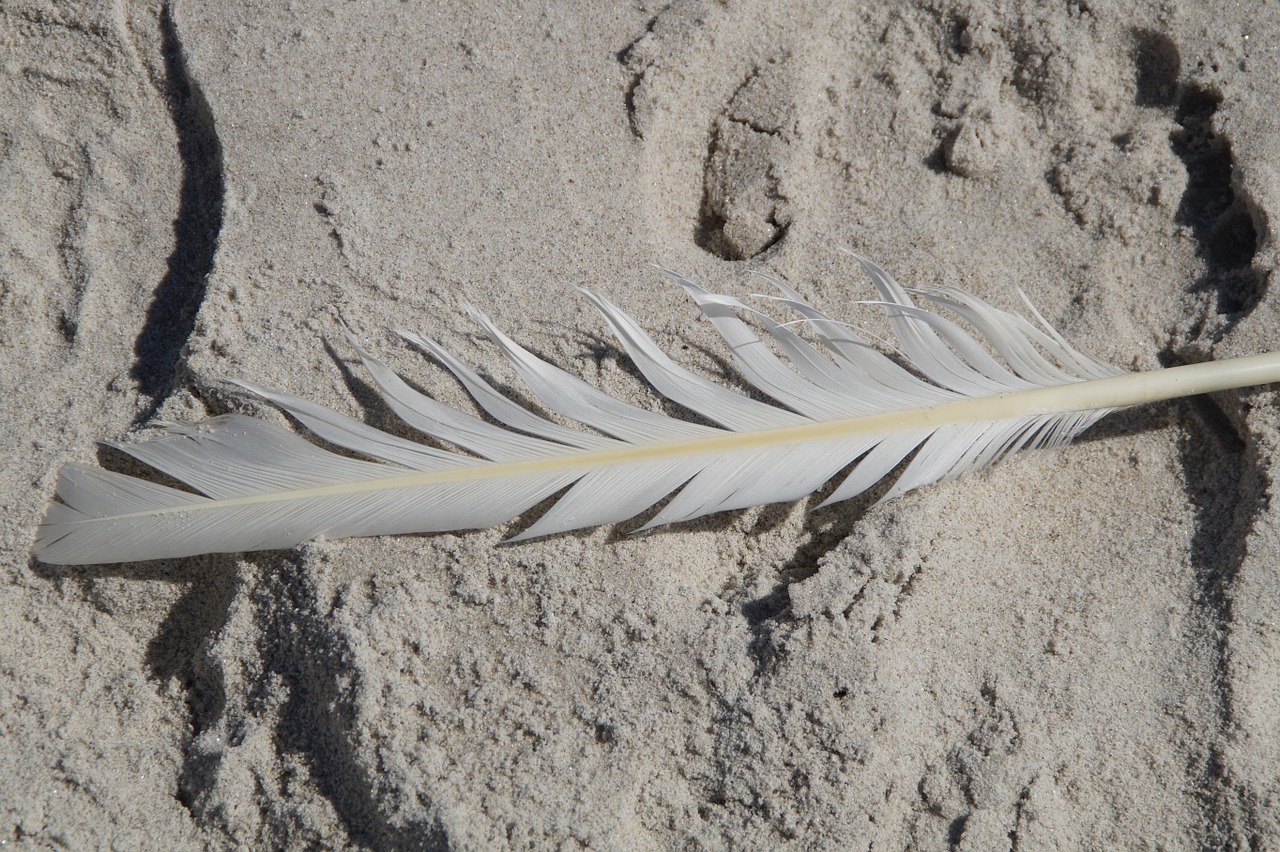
[{"left": 33, "top": 254, "right": 1280, "bottom": 565}]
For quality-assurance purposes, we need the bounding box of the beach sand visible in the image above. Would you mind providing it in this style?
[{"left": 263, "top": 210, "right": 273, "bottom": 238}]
[{"left": 2, "top": 0, "right": 1278, "bottom": 847}]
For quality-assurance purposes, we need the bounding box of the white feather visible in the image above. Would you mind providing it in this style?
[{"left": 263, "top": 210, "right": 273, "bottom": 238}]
[{"left": 33, "top": 254, "right": 1280, "bottom": 565}]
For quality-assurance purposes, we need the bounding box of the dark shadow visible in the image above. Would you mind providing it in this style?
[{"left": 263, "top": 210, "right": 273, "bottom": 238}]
[
  {"left": 924, "top": 136, "right": 951, "bottom": 175},
  {"left": 1160, "top": 352, "right": 1255, "bottom": 713},
  {"left": 1160, "top": 348, "right": 1266, "bottom": 847},
  {"left": 135, "top": 550, "right": 452, "bottom": 848},
  {"left": 28, "top": 548, "right": 243, "bottom": 801},
  {"left": 145, "top": 560, "right": 240, "bottom": 729},
  {"left": 261, "top": 551, "right": 451, "bottom": 849},
  {"left": 1168, "top": 84, "right": 1262, "bottom": 317},
  {"left": 1132, "top": 29, "right": 1180, "bottom": 107},
  {"left": 948, "top": 813, "right": 971, "bottom": 848},
  {"left": 132, "top": 2, "right": 225, "bottom": 408}
]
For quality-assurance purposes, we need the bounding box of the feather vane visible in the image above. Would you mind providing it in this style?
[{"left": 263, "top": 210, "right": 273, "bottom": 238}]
[{"left": 33, "top": 254, "right": 1280, "bottom": 565}]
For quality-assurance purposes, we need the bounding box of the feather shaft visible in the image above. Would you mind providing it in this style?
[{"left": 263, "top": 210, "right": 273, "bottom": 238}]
[
  {"left": 32, "top": 256, "right": 1280, "bottom": 566},
  {"left": 45, "top": 352, "right": 1280, "bottom": 518}
]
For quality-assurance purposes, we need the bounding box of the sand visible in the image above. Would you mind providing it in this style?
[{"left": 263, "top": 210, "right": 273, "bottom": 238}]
[{"left": 2, "top": 0, "right": 1278, "bottom": 847}]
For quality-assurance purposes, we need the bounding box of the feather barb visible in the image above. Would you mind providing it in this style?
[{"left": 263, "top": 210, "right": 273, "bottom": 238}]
[{"left": 31, "top": 256, "right": 1280, "bottom": 565}]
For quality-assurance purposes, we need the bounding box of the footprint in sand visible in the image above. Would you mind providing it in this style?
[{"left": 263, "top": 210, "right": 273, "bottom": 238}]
[{"left": 620, "top": 1, "right": 815, "bottom": 262}]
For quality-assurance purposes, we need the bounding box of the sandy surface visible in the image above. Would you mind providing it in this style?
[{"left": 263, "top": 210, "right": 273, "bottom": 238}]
[{"left": 3, "top": 0, "right": 1279, "bottom": 847}]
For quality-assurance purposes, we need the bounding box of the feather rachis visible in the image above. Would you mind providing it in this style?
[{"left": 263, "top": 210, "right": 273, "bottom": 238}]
[{"left": 32, "top": 256, "right": 1280, "bottom": 565}]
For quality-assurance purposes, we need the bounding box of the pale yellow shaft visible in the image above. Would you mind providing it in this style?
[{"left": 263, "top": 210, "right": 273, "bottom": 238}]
[{"left": 82, "top": 350, "right": 1280, "bottom": 520}]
